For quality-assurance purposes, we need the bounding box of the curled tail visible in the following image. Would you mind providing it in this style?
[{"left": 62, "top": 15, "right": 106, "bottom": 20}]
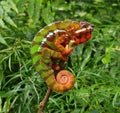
[
  {"left": 31, "top": 46, "right": 74, "bottom": 92},
  {"left": 45, "top": 69, "right": 74, "bottom": 92}
]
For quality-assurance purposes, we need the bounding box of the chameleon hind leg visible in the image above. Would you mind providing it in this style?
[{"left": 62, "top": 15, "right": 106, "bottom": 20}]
[{"left": 39, "top": 47, "right": 67, "bottom": 81}]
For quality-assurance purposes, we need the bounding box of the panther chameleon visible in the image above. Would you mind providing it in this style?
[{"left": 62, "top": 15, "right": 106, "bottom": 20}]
[{"left": 31, "top": 20, "right": 94, "bottom": 92}]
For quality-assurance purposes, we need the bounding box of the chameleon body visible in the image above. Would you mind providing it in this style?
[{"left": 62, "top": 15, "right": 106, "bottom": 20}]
[{"left": 31, "top": 20, "right": 94, "bottom": 92}]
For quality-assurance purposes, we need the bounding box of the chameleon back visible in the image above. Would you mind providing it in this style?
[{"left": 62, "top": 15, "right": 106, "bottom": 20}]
[{"left": 31, "top": 20, "right": 79, "bottom": 56}]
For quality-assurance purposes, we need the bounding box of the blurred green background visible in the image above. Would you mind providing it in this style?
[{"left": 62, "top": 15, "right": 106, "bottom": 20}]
[{"left": 0, "top": 0, "right": 120, "bottom": 113}]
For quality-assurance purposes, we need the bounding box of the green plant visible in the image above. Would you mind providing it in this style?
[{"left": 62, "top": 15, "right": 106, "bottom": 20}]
[{"left": 0, "top": 0, "right": 120, "bottom": 113}]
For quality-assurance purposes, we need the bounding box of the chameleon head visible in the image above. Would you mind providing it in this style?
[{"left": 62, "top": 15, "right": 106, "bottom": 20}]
[{"left": 74, "top": 21, "right": 94, "bottom": 45}]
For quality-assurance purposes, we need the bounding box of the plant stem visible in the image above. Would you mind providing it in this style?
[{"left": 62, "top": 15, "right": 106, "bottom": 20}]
[{"left": 38, "top": 88, "right": 52, "bottom": 113}]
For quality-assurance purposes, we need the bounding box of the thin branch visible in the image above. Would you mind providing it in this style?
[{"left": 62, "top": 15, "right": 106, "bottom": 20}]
[{"left": 38, "top": 88, "right": 52, "bottom": 113}]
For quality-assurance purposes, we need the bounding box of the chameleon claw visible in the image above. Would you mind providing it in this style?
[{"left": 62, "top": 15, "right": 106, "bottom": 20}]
[{"left": 64, "top": 40, "right": 75, "bottom": 55}]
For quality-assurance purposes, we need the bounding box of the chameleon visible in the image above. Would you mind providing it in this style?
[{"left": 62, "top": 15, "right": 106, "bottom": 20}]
[{"left": 31, "top": 20, "right": 94, "bottom": 92}]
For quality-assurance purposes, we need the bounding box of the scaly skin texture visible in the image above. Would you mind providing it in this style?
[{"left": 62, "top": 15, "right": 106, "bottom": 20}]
[{"left": 31, "top": 20, "right": 94, "bottom": 92}]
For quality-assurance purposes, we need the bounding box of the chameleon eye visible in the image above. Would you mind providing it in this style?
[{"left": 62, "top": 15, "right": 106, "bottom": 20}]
[{"left": 82, "top": 24, "right": 87, "bottom": 28}]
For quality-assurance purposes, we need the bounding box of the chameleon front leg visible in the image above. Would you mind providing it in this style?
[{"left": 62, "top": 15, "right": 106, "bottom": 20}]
[
  {"left": 52, "top": 39, "right": 75, "bottom": 71},
  {"left": 55, "top": 36, "right": 74, "bottom": 55}
]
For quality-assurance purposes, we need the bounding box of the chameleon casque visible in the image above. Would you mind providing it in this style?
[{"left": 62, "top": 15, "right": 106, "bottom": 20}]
[{"left": 31, "top": 20, "right": 94, "bottom": 92}]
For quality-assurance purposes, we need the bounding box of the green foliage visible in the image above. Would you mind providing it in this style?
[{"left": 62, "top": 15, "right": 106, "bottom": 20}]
[
  {"left": 0, "top": 0, "right": 120, "bottom": 113},
  {"left": 0, "top": 0, "right": 18, "bottom": 29}
]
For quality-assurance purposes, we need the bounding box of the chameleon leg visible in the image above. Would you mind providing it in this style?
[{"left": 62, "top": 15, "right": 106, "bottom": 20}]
[
  {"left": 52, "top": 60, "right": 61, "bottom": 71},
  {"left": 55, "top": 37, "right": 74, "bottom": 55}
]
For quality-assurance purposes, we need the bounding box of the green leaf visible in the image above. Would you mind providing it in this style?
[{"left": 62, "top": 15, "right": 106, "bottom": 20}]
[
  {"left": 3, "top": 98, "right": 11, "bottom": 113},
  {"left": 32, "top": 0, "right": 43, "bottom": 23},
  {"left": 27, "top": 0, "right": 35, "bottom": 18},
  {"left": 86, "top": 14, "right": 101, "bottom": 24},
  {"left": 0, "top": 71, "right": 3, "bottom": 88},
  {"left": 0, "top": 6, "right": 3, "bottom": 18},
  {"left": 0, "top": 97, "right": 2, "bottom": 112},
  {"left": 0, "top": 19, "right": 8, "bottom": 29},
  {"left": 8, "top": 0, "right": 18, "bottom": 13},
  {"left": 0, "top": 1, "right": 11, "bottom": 13},
  {"left": 95, "top": 0, "right": 104, "bottom": 3},
  {"left": 102, "top": 53, "right": 111, "bottom": 64},
  {"left": 0, "top": 35, "right": 8, "bottom": 46},
  {"left": 41, "top": 1, "right": 54, "bottom": 24},
  {"left": 102, "top": 45, "right": 114, "bottom": 64},
  {"left": 80, "top": 48, "right": 92, "bottom": 71},
  {"left": 4, "top": 14, "right": 17, "bottom": 28}
]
